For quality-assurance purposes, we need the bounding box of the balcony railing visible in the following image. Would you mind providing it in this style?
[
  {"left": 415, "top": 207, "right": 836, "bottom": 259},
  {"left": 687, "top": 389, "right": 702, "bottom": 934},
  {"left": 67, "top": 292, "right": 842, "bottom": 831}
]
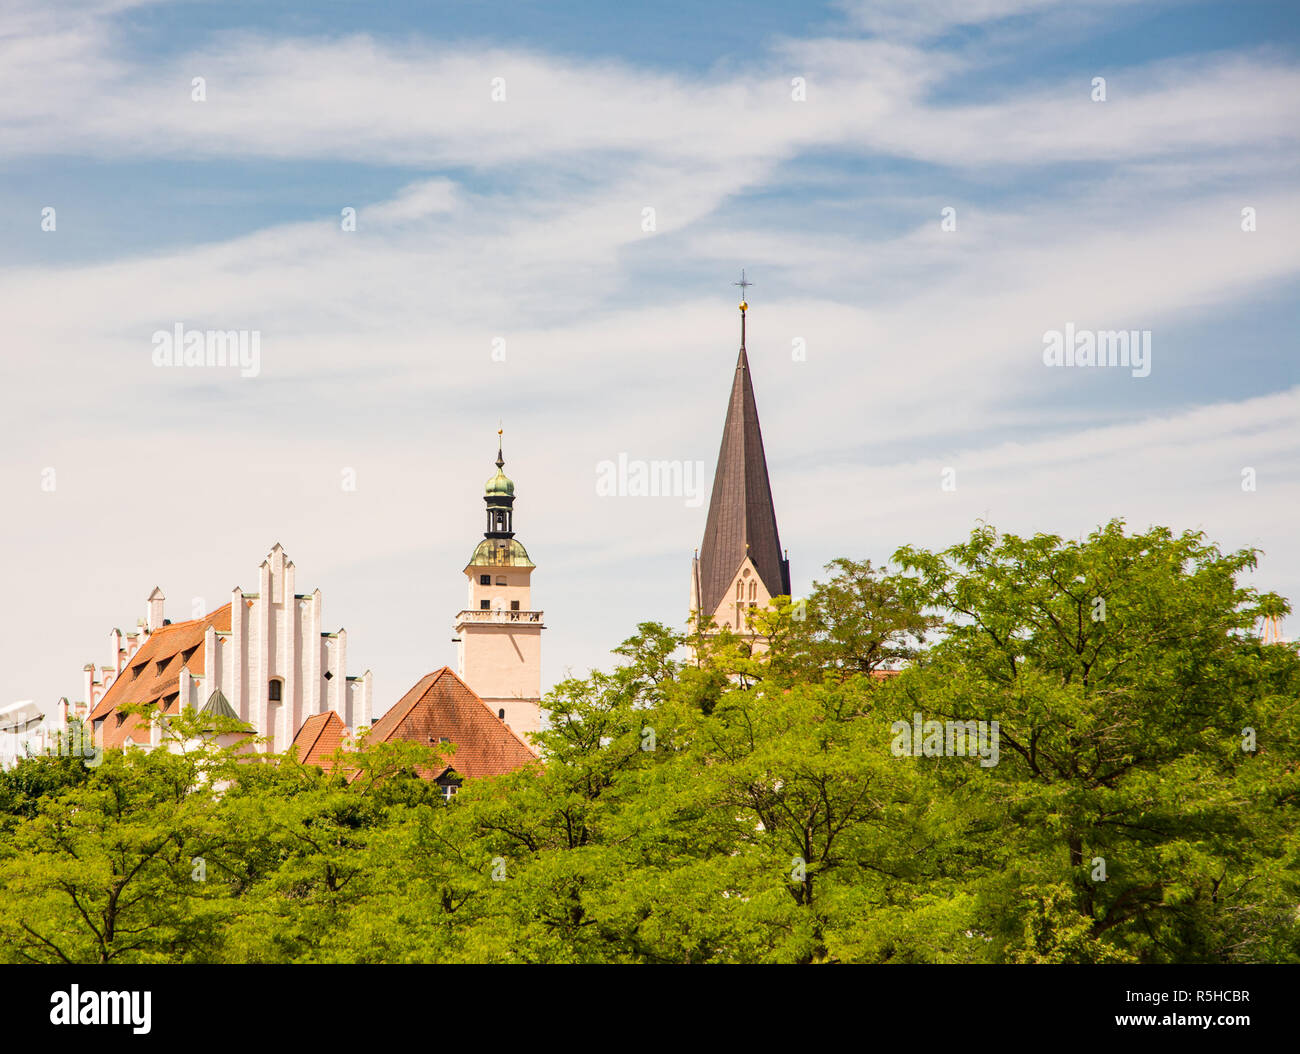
[{"left": 455, "top": 609, "right": 545, "bottom": 625}]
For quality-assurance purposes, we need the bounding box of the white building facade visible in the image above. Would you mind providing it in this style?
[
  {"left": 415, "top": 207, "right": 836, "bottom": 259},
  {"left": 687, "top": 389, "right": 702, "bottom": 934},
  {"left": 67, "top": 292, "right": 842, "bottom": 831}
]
[{"left": 87, "top": 544, "right": 372, "bottom": 753}]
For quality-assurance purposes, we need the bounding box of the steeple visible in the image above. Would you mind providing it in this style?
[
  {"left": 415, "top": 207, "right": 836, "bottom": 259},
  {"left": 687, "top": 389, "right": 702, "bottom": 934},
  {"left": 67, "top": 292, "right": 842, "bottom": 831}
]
[
  {"left": 694, "top": 285, "right": 790, "bottom": 624},
  {"left": 455, "top": 426, "right": 544, "bottom": 736},
  {"left": 483, "top": 428, "right": 517, "bottom": 538}
]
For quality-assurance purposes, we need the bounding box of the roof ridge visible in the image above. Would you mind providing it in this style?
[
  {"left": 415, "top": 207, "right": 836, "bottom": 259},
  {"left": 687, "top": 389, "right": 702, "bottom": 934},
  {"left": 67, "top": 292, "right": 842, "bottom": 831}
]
[
  {"left": 298, "top": 712, "right": 326, "bottom": 752},
  {"left": 294, "top": 710, "right": 337, "bottom": 761},
  {"left": 439, "top": 667, "right": 539, "bottom": 758},
  {"left": 150, "top": 602, "right": 234, "bottom": 636},
  {"left": 370, "top": 668, "right": 447, "bottom": 741}
]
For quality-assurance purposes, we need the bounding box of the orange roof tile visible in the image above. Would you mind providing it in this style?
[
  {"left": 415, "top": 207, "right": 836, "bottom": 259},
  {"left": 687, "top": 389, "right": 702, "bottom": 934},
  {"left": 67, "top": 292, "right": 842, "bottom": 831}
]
[
  {"left": 290, "top": 710, "right": 348, "bottom": 770},
  {"left": 89, "top": 605, "right": 232, "bottom": 749},
  {"left": 369, "top": 667, "right": 538, "bottom": 780}
]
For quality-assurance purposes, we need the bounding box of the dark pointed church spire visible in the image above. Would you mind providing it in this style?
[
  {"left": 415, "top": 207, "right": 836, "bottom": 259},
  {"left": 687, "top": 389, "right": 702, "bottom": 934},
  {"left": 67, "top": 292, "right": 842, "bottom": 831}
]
[{"left": 695, "top": 284, "right": 790, "bottom": 619}]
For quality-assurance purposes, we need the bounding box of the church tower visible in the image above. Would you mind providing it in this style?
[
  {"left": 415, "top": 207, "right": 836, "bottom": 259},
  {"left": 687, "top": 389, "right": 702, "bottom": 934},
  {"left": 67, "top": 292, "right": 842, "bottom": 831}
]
[
  {"left": 454, "top": 431, "right": 545, "bottom": 736},
  {"left": 690, "top": 284, "right": 791, "bottom": 645}
]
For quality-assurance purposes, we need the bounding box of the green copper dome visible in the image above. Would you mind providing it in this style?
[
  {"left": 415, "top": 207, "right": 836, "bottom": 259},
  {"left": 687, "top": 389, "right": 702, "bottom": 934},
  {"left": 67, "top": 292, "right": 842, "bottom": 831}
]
[
  {"left": 484, "top": 432, "right": 515, "bottom": 498},
  {"left": 469, "top": 538, "right": 534, "bottom": 567},
  {"left": 485, "top": 466, "right": 515, "bottom": 497}
]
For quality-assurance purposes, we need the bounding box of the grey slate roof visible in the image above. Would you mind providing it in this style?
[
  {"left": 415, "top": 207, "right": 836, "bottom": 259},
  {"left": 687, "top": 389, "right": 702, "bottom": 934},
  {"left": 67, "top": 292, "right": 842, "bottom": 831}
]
[{"left": 697, "top": 343, "right": 790, "bottom": 617}]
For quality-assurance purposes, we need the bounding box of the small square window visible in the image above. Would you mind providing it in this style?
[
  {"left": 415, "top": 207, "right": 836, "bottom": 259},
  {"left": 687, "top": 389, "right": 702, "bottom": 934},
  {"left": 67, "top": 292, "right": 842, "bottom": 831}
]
[
  {"left": 495, "top": 576, "right": 506, "bottom": 586},
  {"left": 480, "top": 599, "right": 490, "bottom": 609},
  {"left": 323, "top": 670, "right": 333, "bottom": 681},
  {"left": 479, "top": 574, "right": 491, "bottom": 585},
  {"left": 510, "top": 600, "right": 520, "bottom": 611}
]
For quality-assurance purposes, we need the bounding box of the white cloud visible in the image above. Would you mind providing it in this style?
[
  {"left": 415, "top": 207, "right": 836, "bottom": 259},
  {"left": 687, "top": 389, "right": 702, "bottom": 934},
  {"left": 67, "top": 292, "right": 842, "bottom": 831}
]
[{"left": 2, "top": 0, "right": 1297, "bottom": 711}]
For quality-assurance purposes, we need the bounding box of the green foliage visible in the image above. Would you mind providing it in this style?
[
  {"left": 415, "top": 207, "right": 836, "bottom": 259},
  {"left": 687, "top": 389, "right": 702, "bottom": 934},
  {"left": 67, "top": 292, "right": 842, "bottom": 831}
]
[{"left": 2, "top": 520, "right": 1296, "bottom": 963}]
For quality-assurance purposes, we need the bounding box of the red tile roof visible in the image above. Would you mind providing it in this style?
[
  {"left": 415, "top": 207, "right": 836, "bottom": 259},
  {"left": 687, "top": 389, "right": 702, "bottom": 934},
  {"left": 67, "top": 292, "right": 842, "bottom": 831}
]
[
  {"left": 89, "top": 605, "right": 233, "bottom": 749},
  {"left": 290, "top": 710, "right": 347, "bottom": 770},
  {"left": 368, "top": 667, "right": 538, "bottom": 780}
]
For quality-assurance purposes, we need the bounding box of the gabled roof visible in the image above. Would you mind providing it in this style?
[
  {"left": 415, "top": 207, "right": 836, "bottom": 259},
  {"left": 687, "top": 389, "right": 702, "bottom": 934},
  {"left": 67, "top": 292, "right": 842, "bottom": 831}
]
[
  {"left": 369, "top": 667, "right": 538, "bottom": 780},
  {"left": 89, "top": 604, "right": 233, "bottom": 749},
  {"left": 290, "top": 710, "right": 347, "bottom": 770},
  {"left": 697, "top": 342, "right": 790, "bottom": 617}
]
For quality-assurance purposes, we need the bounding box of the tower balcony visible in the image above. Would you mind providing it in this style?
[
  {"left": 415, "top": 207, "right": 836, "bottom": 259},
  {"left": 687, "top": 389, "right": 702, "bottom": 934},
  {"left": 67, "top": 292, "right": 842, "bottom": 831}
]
[{"left": 456, "top": 609, "right": 546, "bottom": 627}]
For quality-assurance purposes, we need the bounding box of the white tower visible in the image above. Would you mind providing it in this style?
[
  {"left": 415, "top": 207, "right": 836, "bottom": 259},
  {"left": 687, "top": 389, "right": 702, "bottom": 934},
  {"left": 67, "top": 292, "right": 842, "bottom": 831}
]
[{"left": 454, "top": 432, "right": 545, "bottom": 736}]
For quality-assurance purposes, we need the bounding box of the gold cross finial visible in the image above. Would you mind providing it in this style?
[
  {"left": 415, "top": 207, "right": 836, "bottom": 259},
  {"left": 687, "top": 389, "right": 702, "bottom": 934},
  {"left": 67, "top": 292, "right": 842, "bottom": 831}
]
[{"left": 733, "top": 269, "right": 753, "bottom": 311}]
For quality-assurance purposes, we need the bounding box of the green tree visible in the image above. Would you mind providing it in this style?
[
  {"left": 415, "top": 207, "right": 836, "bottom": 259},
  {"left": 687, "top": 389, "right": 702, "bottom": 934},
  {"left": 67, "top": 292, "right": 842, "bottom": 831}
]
[{"left": 893, "top": 520, "right": 1300, "bottom": 962}]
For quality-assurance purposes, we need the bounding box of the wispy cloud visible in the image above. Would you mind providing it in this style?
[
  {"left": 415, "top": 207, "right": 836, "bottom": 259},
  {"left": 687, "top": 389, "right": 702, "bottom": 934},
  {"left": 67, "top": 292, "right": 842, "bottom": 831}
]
[{"left": 3, "top": 0, "right": 1297, "bottom": 710}]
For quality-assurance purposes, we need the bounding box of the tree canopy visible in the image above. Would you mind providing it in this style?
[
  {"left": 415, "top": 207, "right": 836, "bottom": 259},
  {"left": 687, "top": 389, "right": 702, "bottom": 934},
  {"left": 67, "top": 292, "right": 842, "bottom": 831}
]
[{"left": 2, "top": 520, "right": 1296, "bottom": 963}]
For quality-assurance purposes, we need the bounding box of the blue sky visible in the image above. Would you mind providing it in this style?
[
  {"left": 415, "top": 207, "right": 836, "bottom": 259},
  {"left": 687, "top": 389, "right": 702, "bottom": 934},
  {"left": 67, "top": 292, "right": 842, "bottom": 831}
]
[{"left": 2, "top": 0, "right": 1297, "bottom": 715}]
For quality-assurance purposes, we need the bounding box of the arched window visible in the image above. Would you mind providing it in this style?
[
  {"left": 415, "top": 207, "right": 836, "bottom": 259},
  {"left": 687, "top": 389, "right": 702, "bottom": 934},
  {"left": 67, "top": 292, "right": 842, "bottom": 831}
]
[
  {"left": 498, "top": 708, "right": 506, "bottom": 719},
  {"left": 268, "top": 679, "right": 282, "bottom": 702},
  {"left": 736, "top": 580, "right": 743, "bottom": 600},
  {"left": 749, "top": 580, "right": 757, "bottom": 601}
]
